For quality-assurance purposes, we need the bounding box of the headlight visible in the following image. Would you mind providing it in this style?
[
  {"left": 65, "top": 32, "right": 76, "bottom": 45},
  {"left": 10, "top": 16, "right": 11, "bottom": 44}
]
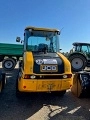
[
  {"left": 63, "top": 75, "right": 67, "bottom": 78},
  {"left": 30, "top": 75, "right": 36, "bottom": 79},
  {"left": 24, "top": 74, "right": 36, "bottom": 79}
]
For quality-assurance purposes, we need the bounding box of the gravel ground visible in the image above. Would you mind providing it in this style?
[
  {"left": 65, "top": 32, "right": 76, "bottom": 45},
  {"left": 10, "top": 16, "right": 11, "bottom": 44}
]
[{"left": 0, "top": 69, "right": 90, "bottom": 120}]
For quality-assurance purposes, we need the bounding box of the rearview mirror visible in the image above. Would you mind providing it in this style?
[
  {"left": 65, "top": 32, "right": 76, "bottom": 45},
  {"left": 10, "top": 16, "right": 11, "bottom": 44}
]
[{"left": 16, "top": 37, "right": 21, "bottom": 42}]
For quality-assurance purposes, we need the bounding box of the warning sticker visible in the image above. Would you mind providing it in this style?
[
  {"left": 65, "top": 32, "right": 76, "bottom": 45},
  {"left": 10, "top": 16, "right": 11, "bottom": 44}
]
[{"left": 43, "top": 59, "right": 57, "bottom": 64}]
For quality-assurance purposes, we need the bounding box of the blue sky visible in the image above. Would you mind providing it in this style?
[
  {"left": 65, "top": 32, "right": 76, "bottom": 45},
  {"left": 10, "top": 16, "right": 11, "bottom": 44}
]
[{"left": 0, "top": 0, "right": 90, "bottom": 52}]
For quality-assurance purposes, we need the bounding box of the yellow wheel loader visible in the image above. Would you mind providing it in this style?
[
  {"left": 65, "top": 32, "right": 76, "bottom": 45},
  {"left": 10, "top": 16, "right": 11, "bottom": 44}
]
[{"left": 16, "top": 26, "right": 73, "bottom": 97}]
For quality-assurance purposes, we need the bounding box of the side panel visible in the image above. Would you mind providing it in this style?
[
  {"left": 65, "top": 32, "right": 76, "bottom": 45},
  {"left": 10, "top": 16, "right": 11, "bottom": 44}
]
[
  {"left": 23, "top": 52, "right": 34, "bottom": 74},
  {"left": 18, "top": 79, "right": 37, "bottom": 91},
  {"left": 61, "top": 79, "right": 72, "bottom": 90},
  {"left": 57, "top": 52, "right": 72, "bottom": 73},
  {"left": 0, "top": 43, "right": 23, "bottom": 56}
]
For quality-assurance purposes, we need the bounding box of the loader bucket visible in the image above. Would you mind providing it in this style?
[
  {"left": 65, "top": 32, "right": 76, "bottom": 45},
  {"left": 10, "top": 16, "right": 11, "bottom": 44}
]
[{"left": 71, "top": 72, "right": 90, "bottom": 98}]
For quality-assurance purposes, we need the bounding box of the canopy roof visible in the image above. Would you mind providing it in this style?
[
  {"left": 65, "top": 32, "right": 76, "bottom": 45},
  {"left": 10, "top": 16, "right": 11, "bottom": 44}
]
[
  {"left": 25, "top": 26, "right": 60, "bottom": 32},
  {"left": 73, "top": 42, "right": 90, "bottom": 46}
]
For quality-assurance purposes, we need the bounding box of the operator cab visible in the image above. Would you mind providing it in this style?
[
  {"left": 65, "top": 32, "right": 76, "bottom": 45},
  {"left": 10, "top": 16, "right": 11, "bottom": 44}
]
[
  {"left": 23, "top": 26, "right": 60, "bottom": 54},
  {"left": 72, "top": 42, "right": 90, "bottom": 53}
]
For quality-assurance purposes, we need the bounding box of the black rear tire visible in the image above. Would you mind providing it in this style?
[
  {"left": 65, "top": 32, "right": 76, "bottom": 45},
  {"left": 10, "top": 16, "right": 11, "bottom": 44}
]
[
  {"left": 0, "top": 73, "right": 5, "bottom": 92},
  {"left": 69, "top": 54, "right": 86, "bottom": 72},
  {"left": 16, "top": 78, "right": 20, "bottom": 97},
  {"left": 16, "top": 77, "right": 23, "bottom": 98},
  {"left": 2, "top": 58, "right": 16, "bottom": 71}
]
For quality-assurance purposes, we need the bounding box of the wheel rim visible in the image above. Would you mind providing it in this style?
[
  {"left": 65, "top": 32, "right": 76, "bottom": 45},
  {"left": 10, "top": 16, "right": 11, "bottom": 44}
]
[
  {"left": 71, "top": 58, "right": 84, "bottom": 70},
  {"left": 4, "top": 61, "right": 13, "bottom": 69}
]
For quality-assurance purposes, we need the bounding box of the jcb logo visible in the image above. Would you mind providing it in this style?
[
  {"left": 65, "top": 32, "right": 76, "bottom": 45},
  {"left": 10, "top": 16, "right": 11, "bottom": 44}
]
[{"left": 40, "top": 65, "right": 58, "bottom": 72}]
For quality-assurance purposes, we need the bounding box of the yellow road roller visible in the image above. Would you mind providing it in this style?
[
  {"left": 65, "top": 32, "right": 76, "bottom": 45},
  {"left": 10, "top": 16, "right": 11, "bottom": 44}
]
[
  {"left": 71, "top": 71, "right": 90, "bottom": 98},
  {"left": 16, "top": 26, "right": 73, "bottom": 97}
]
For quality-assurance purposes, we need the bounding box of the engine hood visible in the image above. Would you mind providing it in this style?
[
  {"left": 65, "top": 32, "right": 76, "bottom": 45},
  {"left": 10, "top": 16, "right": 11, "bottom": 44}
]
[
  {"left": 33, "top": 52, "right": 64, "bottom": 74},
  {"left": 33, "top": 52, "right": 59, "bottom": 57}
]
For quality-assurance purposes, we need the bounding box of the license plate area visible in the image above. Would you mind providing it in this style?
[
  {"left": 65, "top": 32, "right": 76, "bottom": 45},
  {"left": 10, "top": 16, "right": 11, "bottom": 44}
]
[
  {"left": 40, "top": 65, "right": 58, "bottom": 72},
  {"left": 37, "top": 80, "right": 62, "bottom": 91}
]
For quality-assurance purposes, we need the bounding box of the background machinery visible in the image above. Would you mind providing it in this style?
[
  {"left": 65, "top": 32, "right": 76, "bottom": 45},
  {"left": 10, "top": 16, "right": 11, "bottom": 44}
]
[
  {"left": 0, "top": 43, "right": 23, "bottom": 71},
  {"left": 71, "top": 71, "right": 90, "bottom": 98},
  {"left": 68, "top": 42, "right": 90, "bottom": 72},
  {"left": 68, "top": 42, "right": 90, "bottom": 97}
]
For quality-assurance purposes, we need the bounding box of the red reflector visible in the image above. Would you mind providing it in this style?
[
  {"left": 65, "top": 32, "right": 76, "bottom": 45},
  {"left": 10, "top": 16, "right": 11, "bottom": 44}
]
[
  {"left": 67, "top": 74, "right": 72, "bottom": 78},
  {"left": 24, "top": 75, "right": 30, "bottom": 79},
  {"left": 23, "top": 86, "right": 26, "bottom": 89}
]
